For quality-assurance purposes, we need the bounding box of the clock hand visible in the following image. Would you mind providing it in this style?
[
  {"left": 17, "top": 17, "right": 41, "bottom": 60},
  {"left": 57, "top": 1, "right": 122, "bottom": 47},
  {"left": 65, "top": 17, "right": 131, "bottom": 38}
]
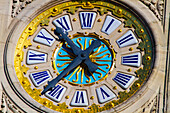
[
  {"left": 84, "top": 58, "right": 98, "bottom": 72},
  {"left": 83, "top": 40, "right": 101, "bottom": 72},
  {"left": 55, "top": 26, "right": 101, "bottom": 72},
  {"left": 55, "top": 26, "right": 82, "bottom": 56},
  {"left": 41, "top": 40, "right": 101, "bottom": 95},
  {"left": 84, "top": 40, "right": 101, "bottom": 56},
  {"left": 55, "top": 27, "right": 100, "bottom": 72},
  {"left": 41, "top": 57, "right": 82, "bottom": 95}
]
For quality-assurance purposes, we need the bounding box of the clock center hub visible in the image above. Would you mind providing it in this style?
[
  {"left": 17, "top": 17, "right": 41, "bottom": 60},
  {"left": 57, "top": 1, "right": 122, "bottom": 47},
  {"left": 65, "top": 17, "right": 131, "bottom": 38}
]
[{"left": 80, "top": 53, "right": 86, "bottom": 58}]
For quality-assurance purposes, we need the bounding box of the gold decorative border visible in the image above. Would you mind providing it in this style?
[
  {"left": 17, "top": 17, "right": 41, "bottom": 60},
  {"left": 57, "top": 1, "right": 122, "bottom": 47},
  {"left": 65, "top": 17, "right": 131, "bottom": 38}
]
[{"left": 14, "top": 1, "right": 153, "bottom": 112}]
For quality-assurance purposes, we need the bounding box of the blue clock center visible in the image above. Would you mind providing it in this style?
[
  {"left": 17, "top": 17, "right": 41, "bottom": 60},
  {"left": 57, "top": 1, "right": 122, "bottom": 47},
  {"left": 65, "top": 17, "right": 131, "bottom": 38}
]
[{"left": 54, "top": 37, "right": 114, "bottom": 85}]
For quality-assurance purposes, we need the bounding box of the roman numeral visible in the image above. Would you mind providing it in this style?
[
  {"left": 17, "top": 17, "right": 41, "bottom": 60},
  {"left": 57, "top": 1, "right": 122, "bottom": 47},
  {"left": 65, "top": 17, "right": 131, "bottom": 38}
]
[
  {"left": 46, "top": 84, "right": 66, "bottom": 102},
  {"left": 53, "top": 15, "right": 72, "bottom": 32},
  {"left": 113, "top": 73, "right": 135, "bottom": 89},
  {"left": 30, "top": 71, "right": 51, "bottom": 87},
  {"left": 71, "top": 91, "right": 88, "bottom": 106},
  {"left": 121, "top": 52, "right": 141, "bottom": 67},
  {"left": 100, "top": 87, "right": 110, "bottom": 99},
  {"left": 79, "top": 12, "right": 96, "bottom": 29},
  {"left": 34, "top": 29, "right": 55, "bottom": 46},
  {"left": 101, "top": 15, "right": 121, "bottom": 35},
  {"left": 27, "top": 50, "right": 47, "bottom": 64},
  {"left": 116, "top": 30, "right": 138, "bottom": 48},
  {"left": 96, "top": 85, "right": 116, "bottom": 103}
]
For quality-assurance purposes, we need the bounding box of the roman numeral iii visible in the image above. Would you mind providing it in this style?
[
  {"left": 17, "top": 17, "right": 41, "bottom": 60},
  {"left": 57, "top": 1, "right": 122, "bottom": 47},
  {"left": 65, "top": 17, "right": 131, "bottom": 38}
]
[{"left": 121, "top": 52, "right": 141, "bottom": 67}]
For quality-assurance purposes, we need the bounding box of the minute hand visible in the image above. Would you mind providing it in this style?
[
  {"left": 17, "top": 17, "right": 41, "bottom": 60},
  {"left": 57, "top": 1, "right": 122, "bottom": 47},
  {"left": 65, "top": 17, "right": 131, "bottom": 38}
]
[{"left": 41, "top": 57, "right": 82, "bottom": 95}]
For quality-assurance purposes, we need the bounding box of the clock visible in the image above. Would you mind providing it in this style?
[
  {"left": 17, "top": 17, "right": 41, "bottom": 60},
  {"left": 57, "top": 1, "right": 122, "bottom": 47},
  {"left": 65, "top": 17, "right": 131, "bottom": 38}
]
[{"left": 12, "top": 1, "right": 155, "bottom": 112}]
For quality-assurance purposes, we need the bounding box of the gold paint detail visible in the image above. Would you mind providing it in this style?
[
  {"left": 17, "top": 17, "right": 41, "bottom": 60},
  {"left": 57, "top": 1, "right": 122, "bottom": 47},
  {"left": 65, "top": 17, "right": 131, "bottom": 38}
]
[
  {"left": 147, "top": 56, "right": 151, "bottom": 60},
  {"left": 56, "top": 59, "right": 73, "bottom": 61},
  {"left": 51, "top": 28, "right": 55, "bottom": 31},
  {"left": 94, "top": 62, "right": 110, "bottom": 69},
  {"left": 140, "top": 29, "right": 144, "bottom": 33},
  {"left": 69, "top": 66, "right": 80, "bottom": 80},
  {"left": 90, "top": 96, "right": 94, "bottom": 100},
  {"left": 136, "top": 83, "right": 140, "bottom": 87},
  {"left": 28, "top": 27, "right": 32, "bottom": 30},
  {"left": 24, "top": 39, "right": 32, "bottom": 49},
  {"left": 76, "top": 109, "right": 81, "bottom": 113},
  {"left": 53, "top": 8, "right": 58, "bottom": 12},
  {"left": 81, "top": 69, "right": 84, "bottom": 83},
  {"left": 72, "top": 67, "right": 82, "bottom": 82},
  {"left": 94, "top": 71, "right": 102, "bottom": 78},
  {"left": 40, "top": 18, "right": 50, "bottom": 26},
  {"left": 93, "top": 48, "right": 107, "bottom": 56},
  {"left": 118, "top": 29, "right": 122, "bottom": 32},
  {"left": 68, "top": 35, "right": 71, "bottom": 38},
  {"left": 62, "top": 48, "right": 76, "bottom": 57},
  {"left": 85, "top": 68, "right": 91, "bottom": 83},
  {"left": 73, "top": 18, "right": 77, "bottom": 21},
  {"left": 111, "top": 103, "right": 114, "bottom": 107},
  {"left": 129, "top": 47, "right": 133, "bottom": 51},
  {"left": 93, "top": 44, "right": 106, "bottom": 55},
  {"left": 34, "top": 66, "right": 38, "bottom": 70},
  {"left": 117, "top": 9, "right": 122, "bottom": 14},
  {"left": 77, "top": 38, "right": 83, "bottom": 50},
  {"left": 21, "top": 65, "right": 29, "bottom": 74},
  {"left": 98, "top": 19, "right": 102, "bottom": 22},
  {"left": 58, "top": 52, "right": 73, "bottom": 58},
  {"left": 98, "top": 67, "right": 106, "bottom": 73},
  {"left": 65, "top": 95, "right": 69, "bottom": 99},
  {"left": 36, "top": 45, "right": 40, "bottom": 49},
  {"left": 89, "top": 38, "right": 95, "bottom": 45},
  {"left": 128, "top": 68, "right": 132, "bottom": 72},
  {"left": 100, "top": 35, "right": 103, "bottom": 39},
  {"left": 57, "top": 62, "right": 70, "bottom": 68},
  {"left": 113, "top": 86, "right": 117, "bottom": 90},
  {"left": 92, "top": 53, "right": 111, "bottom": 59}
]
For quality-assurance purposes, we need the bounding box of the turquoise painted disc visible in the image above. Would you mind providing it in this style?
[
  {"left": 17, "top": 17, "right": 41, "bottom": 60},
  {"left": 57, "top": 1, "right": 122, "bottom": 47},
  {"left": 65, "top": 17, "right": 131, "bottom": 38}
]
[{"left": 55, "top": 37, "right": 113, "bottom": 85}]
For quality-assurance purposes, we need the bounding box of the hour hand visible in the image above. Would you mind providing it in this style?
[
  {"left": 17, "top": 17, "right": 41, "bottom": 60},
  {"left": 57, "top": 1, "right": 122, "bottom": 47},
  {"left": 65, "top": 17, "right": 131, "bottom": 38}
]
[
  {"left": 84, "top": 40, "right": 101, "bottom": 72},
  {"left": 54, "top": 26, "right": 82, "bottom": 56}
]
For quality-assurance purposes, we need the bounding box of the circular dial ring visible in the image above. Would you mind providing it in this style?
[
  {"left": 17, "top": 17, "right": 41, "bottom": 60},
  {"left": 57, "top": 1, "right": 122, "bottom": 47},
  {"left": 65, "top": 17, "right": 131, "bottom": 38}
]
[{"left": 14, "top": 1, "right": 154, "bottom": 112}]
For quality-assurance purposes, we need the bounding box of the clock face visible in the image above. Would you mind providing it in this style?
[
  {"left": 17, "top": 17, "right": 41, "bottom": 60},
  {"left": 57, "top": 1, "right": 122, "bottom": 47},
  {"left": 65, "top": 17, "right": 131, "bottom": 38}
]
[{"left": 13, "top": 1, "right": 154, "bottom": 112}]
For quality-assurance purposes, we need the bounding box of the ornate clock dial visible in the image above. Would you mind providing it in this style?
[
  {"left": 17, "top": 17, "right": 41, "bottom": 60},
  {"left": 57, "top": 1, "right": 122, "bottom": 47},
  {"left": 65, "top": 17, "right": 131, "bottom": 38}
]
[{"left": 13, "top": 1, "right": 154, "bottom": 112}]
